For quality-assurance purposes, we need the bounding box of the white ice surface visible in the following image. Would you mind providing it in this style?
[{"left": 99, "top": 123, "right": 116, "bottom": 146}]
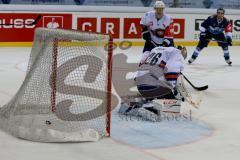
[{"left": 0, "top": 46, "right": 240, "bottom": 160}]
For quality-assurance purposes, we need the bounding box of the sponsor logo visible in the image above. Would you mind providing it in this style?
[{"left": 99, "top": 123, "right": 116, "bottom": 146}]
[
  {"left": 195, "top": 19, "right": 205, "bottom": 31},
  {"left": 124, "top": 18, "right": 142, "bottom": 39},
  {"left": 43, "top": 16, "right": 64, "bottom": 28},
  {"left": 173, "top": 19, "right": 185, "bottom": 39},
  {"left": 77, "top": 18, "right": 97, "bottom": 32},
  {"left": 0, "top": 13, "right": 72, "bottom": 42},
  {"left": 163, "top": 99, "right": 178, "bottom": 105},
  {"left": 231, "top": 20, "right": 240, "bottom": 31},
  {"left": 77, "top": 17, "right": 185, "bottom": 39},
  {"left": 0, "top": 19, "right": 35, "bottom": 28},
  {"left": 101, "top": 18, "right": 120, "bottom": 39}
]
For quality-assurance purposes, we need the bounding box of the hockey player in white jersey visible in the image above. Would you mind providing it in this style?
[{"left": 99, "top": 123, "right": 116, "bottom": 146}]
[
  {"left": 140, "top": 1, "right": 174, "bottom": 55},
  {"left": 119, "top": 46, "right": 187, "bottom": 121}
]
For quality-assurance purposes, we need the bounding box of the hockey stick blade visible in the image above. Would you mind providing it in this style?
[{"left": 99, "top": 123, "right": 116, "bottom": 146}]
[
  {"left": 1, "top": 14, "right": 41, "bottom": 26},
  {"left": 181, "top": 73, "right": 208, "bottom": 91},
  {"left": 193, "top": 85, "right": 208, "bottom": 91}
]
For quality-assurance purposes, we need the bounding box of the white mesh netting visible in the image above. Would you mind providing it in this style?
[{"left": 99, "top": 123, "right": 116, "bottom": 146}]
[{"left": 0, "top": 28, "right": 115, "bottom": 142}]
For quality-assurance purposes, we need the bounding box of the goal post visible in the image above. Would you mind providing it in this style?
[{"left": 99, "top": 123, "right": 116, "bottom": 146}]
[{"left": 0, "top": 28, "right": 118, "bottom": 142}]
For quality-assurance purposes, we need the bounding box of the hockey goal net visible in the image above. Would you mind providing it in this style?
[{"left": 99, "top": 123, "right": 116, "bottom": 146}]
[{"left": 0, "top": 28, "right": 116, "bottom": 142}]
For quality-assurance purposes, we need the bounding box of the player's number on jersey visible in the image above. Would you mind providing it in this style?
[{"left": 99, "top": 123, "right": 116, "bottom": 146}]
[{"left": 147, "top": 53, "right": 162, "bottom": 65}]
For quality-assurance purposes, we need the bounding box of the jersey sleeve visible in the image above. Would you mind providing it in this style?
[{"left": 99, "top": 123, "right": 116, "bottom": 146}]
[
  {"left": 225, "top": 19, "right": 233, "bottom": 38},
  {"left": 165, "top": 49, "right": 184, "bottom": 72},
  {"left": 139, "top": 50, "right": 151, "bottom": 65},
  {"left": 164, "top": 48, "right": 184, "bottom": 87},
  {"left": 140, "top": 12, "right": 148, "bottom": 26},
  {"left": 158, "top": 51, "right": 168, "bottom": 68},
  {"left": 201, "top": 16, "right": 211, "bottom": 31}
]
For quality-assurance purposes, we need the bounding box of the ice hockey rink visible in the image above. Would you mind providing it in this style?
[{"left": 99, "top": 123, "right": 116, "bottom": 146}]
[{"left": 0, "top": 46, "right": 240, "bottom": 160}]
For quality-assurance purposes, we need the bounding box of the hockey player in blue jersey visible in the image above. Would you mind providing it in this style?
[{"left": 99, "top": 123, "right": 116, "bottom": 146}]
[{"left": 188, "top": 8, "right": 233, "bottom": 65}]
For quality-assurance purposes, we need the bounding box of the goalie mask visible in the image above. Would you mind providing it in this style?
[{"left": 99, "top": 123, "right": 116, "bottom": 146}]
[{"left": 177, "top": 45, "right": 187, "bottom": 60}]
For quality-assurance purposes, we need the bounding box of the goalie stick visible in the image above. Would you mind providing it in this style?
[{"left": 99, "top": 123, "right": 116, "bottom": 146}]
[
  {"left": 1, "top": 15, "right": 41, "bottom": 26},
  {"left": 181, "top": 73, "right": 208, "bottom": 91}
]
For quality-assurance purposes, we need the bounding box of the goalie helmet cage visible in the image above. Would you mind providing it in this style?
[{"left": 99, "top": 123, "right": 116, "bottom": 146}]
[{"left": 0, "top": 28, "right": 114, "bottom": 142}]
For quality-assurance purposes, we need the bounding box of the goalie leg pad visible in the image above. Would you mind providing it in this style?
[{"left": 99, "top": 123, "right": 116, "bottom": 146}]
[
  {"left": 137, "top": 107, "right": 159, "bottom": 122},
  {"left": 119, "top": 99, "right": 182, "bottom": 121},
  {"left": 118, "top": 102, "right": 132, "bottom": 114},
  {"left": 119, "top": 101, "right": 161, "bottom": 122},
  {"left": 153, "top": 99, "right": 181, "bottom": 113}
]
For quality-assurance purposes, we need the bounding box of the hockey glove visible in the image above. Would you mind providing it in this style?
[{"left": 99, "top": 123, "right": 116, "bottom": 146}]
[
  {"left": 142, "top": 26, "right": 151, "bottom": 41},
  {"left": 226, "top": 37, "right": 232, "bottom": 46},
  {"left": 162, "top": 38, "right": 171, "bottom": 47}
]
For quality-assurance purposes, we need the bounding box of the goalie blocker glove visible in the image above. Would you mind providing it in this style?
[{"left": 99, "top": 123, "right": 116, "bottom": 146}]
[{"left": 142, "top": 26, "right": 151, "bottom": 41}]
